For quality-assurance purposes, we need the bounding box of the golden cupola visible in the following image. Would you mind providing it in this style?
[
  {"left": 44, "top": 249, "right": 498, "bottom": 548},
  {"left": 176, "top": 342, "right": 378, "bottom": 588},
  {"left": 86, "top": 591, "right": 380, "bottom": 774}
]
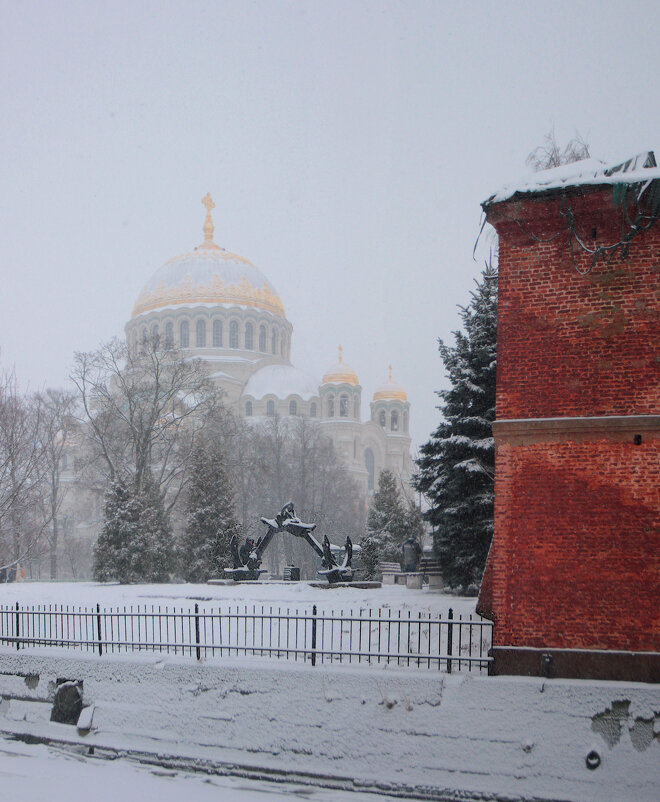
[
  {"left": 373, "top": 365, "right": 407, "bottom": 402},
  {"left": 322, "top": 346, "right": 359, "bottom": 386},
  {"left": 131, "top": 194, "right": 286, "bottom": 319}
]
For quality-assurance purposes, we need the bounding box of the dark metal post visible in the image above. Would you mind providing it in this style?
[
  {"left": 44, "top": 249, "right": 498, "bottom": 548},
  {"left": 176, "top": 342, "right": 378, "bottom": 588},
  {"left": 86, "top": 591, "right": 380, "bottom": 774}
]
[
  {"left": 311, "top": 604, "right": 317, "bottom": 666},
  {"left": 195, "top": 603, "right": 201, "bottom": 661},
  {"left": 15, "top": 602, "right": 19, "bottom": 651},
  {"left": 96, "top": 603, "right": 103, "bottom": 656},
  {"left": 447, "top": 608, "right": 453, "bottom": 674}
]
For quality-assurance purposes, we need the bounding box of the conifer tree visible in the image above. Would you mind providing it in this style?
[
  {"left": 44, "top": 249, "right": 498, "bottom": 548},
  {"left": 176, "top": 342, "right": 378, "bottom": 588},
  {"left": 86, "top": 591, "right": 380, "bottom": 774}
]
[
  {"left": 93, "top": 475, "right": 175, "bottom": 583},
  {"left": 414, "top": 264, "right": 497, "bottom": 591},
  {"left": 178, "top": 441, "right": 242, "bottom": 582},
  {"left": 366, "top": 469, "right": 423, "bottom": 564},
  {"left": 358, "top": 535, "right": 379, "bottom": 580},
  {"left": 93, "top": 480, "right": 136, "bottom": 583},
  {"left": 133, "top": 474, "right": 175, "bottom": 582}
]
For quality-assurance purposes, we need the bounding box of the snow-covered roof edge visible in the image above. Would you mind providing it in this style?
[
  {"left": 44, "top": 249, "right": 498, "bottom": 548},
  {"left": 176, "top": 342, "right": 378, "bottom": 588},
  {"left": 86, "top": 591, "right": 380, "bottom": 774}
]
[{"left": 483, "top": 150, "right": 659, "bottom": 207}]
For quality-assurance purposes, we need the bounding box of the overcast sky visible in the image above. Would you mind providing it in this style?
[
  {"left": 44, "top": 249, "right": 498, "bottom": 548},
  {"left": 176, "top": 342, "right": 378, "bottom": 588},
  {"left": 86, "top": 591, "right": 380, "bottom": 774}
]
[{"left": 2, "top": 0, "right": 659, "bottom": 450}]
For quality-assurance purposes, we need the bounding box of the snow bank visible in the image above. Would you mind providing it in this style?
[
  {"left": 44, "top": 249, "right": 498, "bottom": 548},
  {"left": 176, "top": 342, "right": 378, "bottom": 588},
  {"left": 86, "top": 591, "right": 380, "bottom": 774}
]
[{"left": 1, "top": 649, "right": 658, "bottom": 801}]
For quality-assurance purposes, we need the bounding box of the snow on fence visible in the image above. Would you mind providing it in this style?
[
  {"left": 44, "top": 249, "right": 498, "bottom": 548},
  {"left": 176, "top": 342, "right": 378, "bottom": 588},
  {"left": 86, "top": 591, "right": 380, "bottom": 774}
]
[{"left": 0, "top": 603, "right": 492, "bottom": 672}]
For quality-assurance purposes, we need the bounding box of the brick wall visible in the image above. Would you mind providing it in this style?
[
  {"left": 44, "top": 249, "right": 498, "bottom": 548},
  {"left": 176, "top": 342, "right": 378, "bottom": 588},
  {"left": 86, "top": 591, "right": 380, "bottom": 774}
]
[
  {"left": 492, "top": 188, "right": 660, "bottom": 419},
  {"left": 479, "top": 184, "right": 660, "bottom": 663}
]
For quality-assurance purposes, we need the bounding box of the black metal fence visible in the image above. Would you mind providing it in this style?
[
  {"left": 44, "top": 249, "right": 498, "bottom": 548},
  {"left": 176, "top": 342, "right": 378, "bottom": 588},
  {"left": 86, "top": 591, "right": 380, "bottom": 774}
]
[{"left": 0, "top": 603, "right": 492, "bottom": 672}]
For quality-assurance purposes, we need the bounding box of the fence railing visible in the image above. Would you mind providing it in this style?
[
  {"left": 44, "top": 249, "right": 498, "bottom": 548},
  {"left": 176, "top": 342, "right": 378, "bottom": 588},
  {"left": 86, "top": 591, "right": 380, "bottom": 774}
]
[{"left": 0, "top": 603, "right": 493, "bottom": 673}]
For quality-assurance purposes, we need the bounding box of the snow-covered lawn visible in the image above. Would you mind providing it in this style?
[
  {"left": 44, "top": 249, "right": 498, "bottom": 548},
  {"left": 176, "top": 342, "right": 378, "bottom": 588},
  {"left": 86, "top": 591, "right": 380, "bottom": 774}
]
[
  {"left": 0, "top": 580, "right": 478, "bottom": 616},
  {"left": 1, "top": 581, "right": 486, "bottom": 672}
]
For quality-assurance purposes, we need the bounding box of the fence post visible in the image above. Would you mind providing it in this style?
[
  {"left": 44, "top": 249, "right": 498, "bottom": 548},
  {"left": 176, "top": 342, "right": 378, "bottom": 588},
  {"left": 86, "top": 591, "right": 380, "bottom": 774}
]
[
  {"left": 195, "top": 603, "right": 201, "bottom": 661},
  {"left": 96, "top": 603, "right": 103, "bottom": 656},
  {"left": 447, "top": 608, "right": 453, "bottom": 673},
  {"left": 311, "top": 605, "right": 317, "bottom": 667},
  {"left": 15, "top": 602, "right": 20, "bottom": 651}
]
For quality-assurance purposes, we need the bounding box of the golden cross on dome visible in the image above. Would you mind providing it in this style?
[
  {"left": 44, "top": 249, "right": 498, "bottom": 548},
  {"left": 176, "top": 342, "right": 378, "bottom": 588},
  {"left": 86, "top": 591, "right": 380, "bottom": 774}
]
[
  {"left": 200, "top": 193, "right": 220, "bottom": 249},
  {"left": 388, "top": 364, "right": 393, "bottom": 383},
  {"left": 338, "top": 345, "right": 343, "bottom": 363}
]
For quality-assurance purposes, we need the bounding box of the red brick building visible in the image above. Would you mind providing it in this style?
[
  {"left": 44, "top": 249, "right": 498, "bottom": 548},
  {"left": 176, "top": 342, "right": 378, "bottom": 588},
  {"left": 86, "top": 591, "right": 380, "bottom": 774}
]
[{"left": 477, "top": 153, "right": 660, "bottom": 682}]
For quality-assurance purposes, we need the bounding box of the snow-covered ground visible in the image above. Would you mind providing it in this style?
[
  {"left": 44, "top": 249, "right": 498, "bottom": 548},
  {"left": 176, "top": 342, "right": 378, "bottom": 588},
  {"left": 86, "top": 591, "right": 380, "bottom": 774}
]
[
  {"left": 0, "top": 580, "right": 478, "bottom": 616},
  {"left": 0, "top": 736, "right": 388, "bottom": 802},
  {"left": 2, "top": 582, "right": 657, "bottom": 801}
]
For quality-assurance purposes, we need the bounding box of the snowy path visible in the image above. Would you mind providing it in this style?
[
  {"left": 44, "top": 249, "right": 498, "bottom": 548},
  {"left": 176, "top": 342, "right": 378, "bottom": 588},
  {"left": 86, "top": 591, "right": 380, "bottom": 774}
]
[{"left": 0, "top": 736, "right": 389, "bottom": 802}]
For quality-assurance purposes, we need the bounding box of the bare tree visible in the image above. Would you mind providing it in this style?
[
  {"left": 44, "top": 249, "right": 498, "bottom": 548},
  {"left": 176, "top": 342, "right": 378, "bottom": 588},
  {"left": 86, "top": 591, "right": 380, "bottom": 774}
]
[
  {"left": 0, "top": 367, "right": 47, "bottom": 572},
  {"left": 71, "top": 336, "right": 222, "bottom": 511},
  {"left": 35, "top": 388, "right": 78, "bottom": 579},
  {"left": 526, "top": 129, "right": 590, "bottom": 172}
]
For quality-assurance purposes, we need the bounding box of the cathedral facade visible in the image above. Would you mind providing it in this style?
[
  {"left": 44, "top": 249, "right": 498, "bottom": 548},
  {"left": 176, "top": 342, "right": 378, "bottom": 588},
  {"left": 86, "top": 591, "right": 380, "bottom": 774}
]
[{"left": 125, "top": 195, "right": 413, "bottom": 497}]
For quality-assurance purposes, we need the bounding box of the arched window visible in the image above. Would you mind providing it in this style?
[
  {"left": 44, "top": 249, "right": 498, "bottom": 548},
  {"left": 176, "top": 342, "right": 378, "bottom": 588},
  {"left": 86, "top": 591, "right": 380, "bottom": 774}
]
[
  {"left": 391, "top": 410, "right": 399, "bottom": 431},
  {"left": 339, "top": 394, "right": 349, "bottom": 417},
  {"left": 259, "top": 324, "right": 267, "bottom": 351},
  {"left": 245, "top": 401, "right": 253, "bottom": 417},
  {"left": 196, "top": 319, "right": 206, "bottom": 347},
  {"left": 289, "top": 399, "right": 297, "bottom": 416},
  {"left": 165, "top": 322, "right": 174, "bottom": 349},
  {"left": 271, "top": 331, "right": 278, "bottom": 354},
  {"left": 212, "top": 319, "right": 223, "bottom": 347},
  {"left": 151, "top": 323, "right": 159, "bottom": 345},
  {"left": 180, "top": 320, "right": 189, "bottom": 348},
  {"left": 310, "top": 402, "right": 317, "bottom": 418},
  {"left": 327, "top": 396, "right": 335, "bottom": 418},
  {"left": 354, "top": 397, "right": 360, "bottom": 419},
  {"left": 403, "top": 411, "right": 409, "bottom": 432},
  {"left": 245, "top": 322, "right": 254, "bottom": 350},
  {"left": 281, "top": 337, "right": 286, "bottom": 357},
  {"left": 379, "top": 409, "right": 386, "bottom": 428},
  {"left": 141, "top": 326, "right": 147, "bottom": 345},
  {"left": 266, "top": 399, "right": 275, "bottom": 416},
  {"left": 230, "top": 320, "right": 239, "bottom": 349},
  {"left": 365, "top": 448, "right": 375, "bottom": 491}
]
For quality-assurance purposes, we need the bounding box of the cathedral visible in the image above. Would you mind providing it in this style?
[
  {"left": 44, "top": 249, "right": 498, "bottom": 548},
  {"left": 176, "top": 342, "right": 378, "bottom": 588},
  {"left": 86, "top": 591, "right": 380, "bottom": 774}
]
[{"left": 125, "top": 195, "right": 414, "bottom": 497}]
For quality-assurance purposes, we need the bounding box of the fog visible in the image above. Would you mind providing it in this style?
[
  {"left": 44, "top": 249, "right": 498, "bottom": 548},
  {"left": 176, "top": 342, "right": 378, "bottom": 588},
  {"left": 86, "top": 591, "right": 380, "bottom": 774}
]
[{"left": 2, "top": 0, "right": 658, "bottom": 449}]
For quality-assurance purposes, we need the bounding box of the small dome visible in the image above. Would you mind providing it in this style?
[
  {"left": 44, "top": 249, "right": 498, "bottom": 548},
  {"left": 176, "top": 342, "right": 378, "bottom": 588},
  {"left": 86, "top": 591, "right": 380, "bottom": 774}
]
[
  {"left": 244, "top": 364, "right": 319, "bottom": 401},
  {"left": 373, "top": 365, "right": 407, "bottom": 402},
  {"left": 131, "top": 194, "right": 285, "bottom": 319},
  {"left": 322, "top": 346, "right": 359, "bottom": 386}
]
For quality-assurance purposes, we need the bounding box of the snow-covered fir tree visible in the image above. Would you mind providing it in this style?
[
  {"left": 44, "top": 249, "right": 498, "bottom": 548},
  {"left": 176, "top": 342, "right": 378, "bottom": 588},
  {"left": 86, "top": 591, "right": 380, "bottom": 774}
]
[
  {"left": 358, "top": 535, "right": 379, "bottom": 579},
  {"left": 414, "top": 264, "right": 497, "bottom": 591},
  {"left": 93, "top": 475, "right": 175, "bottom": 583},
  {"left": 366, "top": 469, "right": 424, "bottom": 564},
  {"left": 177, "top": 441, "right": 242, "bottom": 582},
  {"left": 133, "top": 474, "right": 175, "bottom": 582}
]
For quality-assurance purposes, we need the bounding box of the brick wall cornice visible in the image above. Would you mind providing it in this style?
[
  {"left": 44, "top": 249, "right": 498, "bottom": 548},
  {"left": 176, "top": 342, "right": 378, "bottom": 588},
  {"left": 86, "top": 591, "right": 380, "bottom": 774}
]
[{"left": 494, "top": 414, "right": 660, "bottom": 445}]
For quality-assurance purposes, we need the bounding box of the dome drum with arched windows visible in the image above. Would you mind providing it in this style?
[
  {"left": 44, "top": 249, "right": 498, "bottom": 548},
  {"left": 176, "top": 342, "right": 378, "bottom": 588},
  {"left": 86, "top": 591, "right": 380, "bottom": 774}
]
[
  {"left": 370, "top": 366, "right": 410, "bottom": 436},
  {"left": 125, "top": 196, "right": 413, "bottom": 498}
]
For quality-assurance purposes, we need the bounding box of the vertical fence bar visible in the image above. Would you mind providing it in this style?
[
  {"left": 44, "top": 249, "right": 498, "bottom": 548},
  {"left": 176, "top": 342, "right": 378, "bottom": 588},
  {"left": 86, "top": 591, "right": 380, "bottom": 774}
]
[
  {"left": 96, "top": 603, "right": 103, "bottom": 656},
  {"left": 195, "top": 603, "right": 201, "bottom": 661},
  {"left": 310, "top": 604, "right": 317, "bottom": 667},
  {"left": 447, "top": 608, "right": 453, "bottom": 673},
  {"left": 15, "top": 602, "right": 20, "bottom": 650}
]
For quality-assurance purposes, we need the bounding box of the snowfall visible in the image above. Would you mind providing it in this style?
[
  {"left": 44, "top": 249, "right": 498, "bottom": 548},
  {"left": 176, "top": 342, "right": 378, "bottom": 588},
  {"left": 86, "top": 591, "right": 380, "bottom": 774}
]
[{"left": 1, "top": 581, "right": 659, "bottom": 802}]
